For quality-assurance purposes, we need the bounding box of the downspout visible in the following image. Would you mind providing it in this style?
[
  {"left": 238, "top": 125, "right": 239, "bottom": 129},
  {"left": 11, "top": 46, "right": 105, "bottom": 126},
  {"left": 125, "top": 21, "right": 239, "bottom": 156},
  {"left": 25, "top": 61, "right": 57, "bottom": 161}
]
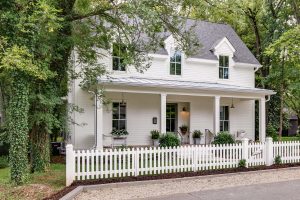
[{"left": 88, "top": 90, "right": 98, "bottom": 149}]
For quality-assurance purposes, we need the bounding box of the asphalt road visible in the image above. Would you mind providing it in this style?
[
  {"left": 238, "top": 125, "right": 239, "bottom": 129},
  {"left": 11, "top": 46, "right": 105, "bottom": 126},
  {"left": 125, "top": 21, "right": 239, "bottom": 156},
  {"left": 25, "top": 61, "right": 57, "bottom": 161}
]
[{"left": 142, "top": 179, "right": 300, "bottom": 200}]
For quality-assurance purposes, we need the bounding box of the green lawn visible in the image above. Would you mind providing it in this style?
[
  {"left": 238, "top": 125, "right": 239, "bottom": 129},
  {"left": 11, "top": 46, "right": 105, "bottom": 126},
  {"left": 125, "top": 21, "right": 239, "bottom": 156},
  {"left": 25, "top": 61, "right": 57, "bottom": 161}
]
[{"left": 0, "top": 164, "right": 65, "bottom": 200}]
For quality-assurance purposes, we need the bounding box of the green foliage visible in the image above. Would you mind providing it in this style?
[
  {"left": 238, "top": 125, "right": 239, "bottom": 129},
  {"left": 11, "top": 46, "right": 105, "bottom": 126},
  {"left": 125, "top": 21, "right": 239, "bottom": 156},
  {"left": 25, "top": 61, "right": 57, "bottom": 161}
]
[
  {"left": 213, "top": 131, "right": 235, "bottom": 144},
  {"left": 0, "top": 156, "right": 8, "bottom": 169},
  {"left": 274, "top": 155, "right": 282, "bottom": 165},
  {"left": 192, "top": 130, "right": 202, "bottom": 138},
  {"left": 150, "top": 130, "right": 160, "bottom": 140},
  {"left": 111, "top": 129, "right": 129, "bottom": 137},
  {"left": 266, "top": 124, "right": 278, "bottom": 141},
  {"left": 238, "top": 159, "right": 246, "bottom": 168},
  {"left": 179, "top": 124, "right": 188, "bottom": 132},
  {"left": 159, "top": 133, "right": 180, "bottom": 147}
]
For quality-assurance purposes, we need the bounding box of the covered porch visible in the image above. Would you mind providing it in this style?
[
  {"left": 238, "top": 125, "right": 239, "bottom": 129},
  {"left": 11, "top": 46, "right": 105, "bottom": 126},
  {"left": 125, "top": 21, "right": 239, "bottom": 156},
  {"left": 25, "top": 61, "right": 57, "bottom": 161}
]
[{"left": 95, "top": 77, "right": 275, "bottom": 149}]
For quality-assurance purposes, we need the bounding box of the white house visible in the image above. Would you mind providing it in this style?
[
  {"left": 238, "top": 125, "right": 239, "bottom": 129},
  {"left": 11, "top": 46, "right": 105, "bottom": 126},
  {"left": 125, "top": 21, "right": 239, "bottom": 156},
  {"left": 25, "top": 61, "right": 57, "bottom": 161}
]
[{"left": 69, "top": 20, "right": 275, "bottom": 149}]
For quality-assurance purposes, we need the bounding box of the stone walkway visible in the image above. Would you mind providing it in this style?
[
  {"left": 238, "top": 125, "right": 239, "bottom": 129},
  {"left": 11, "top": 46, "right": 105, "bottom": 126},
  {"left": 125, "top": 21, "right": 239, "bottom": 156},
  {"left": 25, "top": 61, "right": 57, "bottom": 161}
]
[{"left": 74, "top": 167, "right": 300, "bottom": 200}]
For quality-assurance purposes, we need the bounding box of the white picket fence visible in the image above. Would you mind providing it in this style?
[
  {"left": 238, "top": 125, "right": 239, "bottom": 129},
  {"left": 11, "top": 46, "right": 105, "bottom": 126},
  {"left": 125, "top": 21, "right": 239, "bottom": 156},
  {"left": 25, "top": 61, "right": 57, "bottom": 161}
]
[{"left": 65, "top": 137, "right": 300, "bottom": 186}]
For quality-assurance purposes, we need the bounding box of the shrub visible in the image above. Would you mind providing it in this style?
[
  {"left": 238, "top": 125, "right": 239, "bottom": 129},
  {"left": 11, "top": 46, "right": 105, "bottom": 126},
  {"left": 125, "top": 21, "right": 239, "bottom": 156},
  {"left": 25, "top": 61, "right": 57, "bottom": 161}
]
[
  {"left": 238, "top": 159, "right": 246, "bottom": 168},
  {"left": 0, "top": 156, "right": 8, "bottom": 169},
  {"left": 274, "top": 155, "right": 282, "bottom": 165},
  {"left": 159, "top": 133, "right": 180, "bottom": 147},
  {"left": 266, "top": 124, "right": 278, "bottom": 141},
  {"left": 192, "top": 130, "right": 202, "bottom": 138},
  {"left": 111, "top": 129, "right": 129, "bottom": 137},
  {"left": 213, "top": 131, "right": 235, "bottom": 144},
  {"left": 150, "top": 130, "right": 160, "bottom": 140}
]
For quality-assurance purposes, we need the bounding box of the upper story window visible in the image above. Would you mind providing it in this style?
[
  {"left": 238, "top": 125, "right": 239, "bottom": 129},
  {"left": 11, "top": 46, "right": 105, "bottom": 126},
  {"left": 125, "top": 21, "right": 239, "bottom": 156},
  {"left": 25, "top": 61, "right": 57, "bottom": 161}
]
[
  {"left": 170, "top": 50, "right": 181, "bottom": 75},
  {"left": 219, "top": 55, "right": 229, "bottom": 79},
  {"left": 112, "top": 43, "right": 126, "bottom": 71}
]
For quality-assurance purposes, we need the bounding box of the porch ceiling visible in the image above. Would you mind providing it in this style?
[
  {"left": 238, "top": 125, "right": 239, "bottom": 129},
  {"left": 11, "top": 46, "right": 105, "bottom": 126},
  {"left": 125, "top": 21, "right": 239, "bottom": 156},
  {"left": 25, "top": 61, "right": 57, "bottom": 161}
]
[{"left": 98, "top": 76, "right": 275, "bottom": 96}]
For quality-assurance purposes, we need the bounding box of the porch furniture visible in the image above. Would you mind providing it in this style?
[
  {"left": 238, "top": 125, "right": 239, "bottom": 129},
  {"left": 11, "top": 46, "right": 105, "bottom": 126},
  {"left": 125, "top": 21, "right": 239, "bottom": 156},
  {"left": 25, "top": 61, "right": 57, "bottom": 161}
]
[
  {"left": 235, "top": 130, "right": 246, "bottom": 141},
  {"left": 177, "top": 131, "right": 190, "bottom": 144},
  {"left": 205, "top": 129, "right": 215, "bottom": 144}
]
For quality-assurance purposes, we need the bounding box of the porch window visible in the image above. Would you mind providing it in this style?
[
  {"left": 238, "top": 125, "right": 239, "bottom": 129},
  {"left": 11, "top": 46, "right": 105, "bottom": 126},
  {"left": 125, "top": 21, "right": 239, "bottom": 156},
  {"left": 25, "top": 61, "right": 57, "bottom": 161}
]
[
  {"left": 219, "top": 55, "right": 229, "bottom": 79},
  {"left": 166, "top": 104, "right": 177, "bottom": 132},
  {"left": 112, "top": 43, "right": 126, "bottom": 71},
  {"left": 170, "top": 50, "right": 181, "bottom": 75},
  {"left": 112, "top": 102, "right": 127, "bottom": 130},
  {"left": 220, "top": 106, "right": 229, "bottom": 131}
]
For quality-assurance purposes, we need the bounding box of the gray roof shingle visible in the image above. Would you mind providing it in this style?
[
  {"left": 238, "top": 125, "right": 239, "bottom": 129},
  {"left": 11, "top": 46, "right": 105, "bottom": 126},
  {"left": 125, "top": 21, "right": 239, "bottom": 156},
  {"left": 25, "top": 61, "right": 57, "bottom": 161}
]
[{"left": 158, "top": 19, "right": 260, "bottom": 65}]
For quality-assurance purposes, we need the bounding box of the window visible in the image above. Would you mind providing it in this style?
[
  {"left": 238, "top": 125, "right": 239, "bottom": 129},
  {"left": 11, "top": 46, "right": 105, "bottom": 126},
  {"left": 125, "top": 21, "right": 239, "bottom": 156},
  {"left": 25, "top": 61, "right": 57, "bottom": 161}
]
[
  {"left": 170, "top": 50, "right": 181, "bottom": 75},
  {"left": 112, "top": 102, "right": 127, "bottom": 130},
  {"left": 219, "top": 55, "right": 229, "bottom": 79},
  {"left": 220, "top": 106, "right": 229, "bottom": 131},
  {"left": 166, "top": 104, "right": 177, "bottom": 132},
  {"left": 112, "top": 43, "right": 126, "bottom": 71}
]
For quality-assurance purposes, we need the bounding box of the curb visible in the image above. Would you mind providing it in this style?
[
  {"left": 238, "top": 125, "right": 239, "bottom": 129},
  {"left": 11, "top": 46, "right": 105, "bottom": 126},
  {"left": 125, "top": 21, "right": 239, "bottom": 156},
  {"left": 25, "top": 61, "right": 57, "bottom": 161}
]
[{"left": 59, "top": 166, "right": 300, "bottom": 200}]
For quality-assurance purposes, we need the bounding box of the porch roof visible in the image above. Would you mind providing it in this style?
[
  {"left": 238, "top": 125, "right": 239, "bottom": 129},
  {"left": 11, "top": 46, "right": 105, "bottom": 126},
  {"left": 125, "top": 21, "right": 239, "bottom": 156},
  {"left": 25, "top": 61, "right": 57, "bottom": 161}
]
[{"left": 98, "top": 76, "right": 275, "bottom": 95}]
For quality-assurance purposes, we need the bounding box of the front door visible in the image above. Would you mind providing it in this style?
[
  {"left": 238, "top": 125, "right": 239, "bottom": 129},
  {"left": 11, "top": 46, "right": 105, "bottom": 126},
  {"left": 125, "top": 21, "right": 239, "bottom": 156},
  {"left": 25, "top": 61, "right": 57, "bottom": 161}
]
[{"left": 166, "top": 103, "right": 177, "bottom": 133}]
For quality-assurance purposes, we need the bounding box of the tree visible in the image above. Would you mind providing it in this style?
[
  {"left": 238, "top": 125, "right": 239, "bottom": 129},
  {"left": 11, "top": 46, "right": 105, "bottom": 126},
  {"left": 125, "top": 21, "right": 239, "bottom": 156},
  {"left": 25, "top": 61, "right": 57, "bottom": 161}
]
[{"left": 0, "top": 0, "right": 199, "bottom": 183}]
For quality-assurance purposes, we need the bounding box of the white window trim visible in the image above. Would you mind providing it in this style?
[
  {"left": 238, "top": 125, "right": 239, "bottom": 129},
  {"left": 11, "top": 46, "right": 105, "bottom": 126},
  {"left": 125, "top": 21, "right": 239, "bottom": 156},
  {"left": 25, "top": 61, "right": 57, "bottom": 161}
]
[
  {"left": 112, "top": 101, "right": 127, "bottom": 130},
  {"left": 219, "top": 55, "right": 230, "bottom": 80},
  {"left": 169, "top": 48, "right": 183, "bottom": 76},
  {"left": 220, "top": 105, "right": 230, "bottom": 132}
]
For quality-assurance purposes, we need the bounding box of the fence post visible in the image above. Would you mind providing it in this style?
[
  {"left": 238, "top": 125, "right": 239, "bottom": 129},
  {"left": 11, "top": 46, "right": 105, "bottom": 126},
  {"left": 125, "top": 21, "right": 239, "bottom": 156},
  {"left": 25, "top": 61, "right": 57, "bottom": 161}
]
[
  {"left": 66, "top": 144, "right": 75, "bottom": 186},
  {"left": 265, "top": 137, "right": 273, "bottom": 166},
  {"left": 241, "top": 138, "right": 249, "bottom": 167},
  {"left": 134, "top": 148, "right": 139, "bottom": 176}
]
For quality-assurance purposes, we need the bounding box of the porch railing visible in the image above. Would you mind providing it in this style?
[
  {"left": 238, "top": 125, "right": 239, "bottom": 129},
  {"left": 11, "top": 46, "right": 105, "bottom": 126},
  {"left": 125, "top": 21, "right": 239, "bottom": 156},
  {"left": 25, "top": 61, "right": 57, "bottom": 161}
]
[{"left": 65, "top": 137, "right": 300, "bottom": 186}]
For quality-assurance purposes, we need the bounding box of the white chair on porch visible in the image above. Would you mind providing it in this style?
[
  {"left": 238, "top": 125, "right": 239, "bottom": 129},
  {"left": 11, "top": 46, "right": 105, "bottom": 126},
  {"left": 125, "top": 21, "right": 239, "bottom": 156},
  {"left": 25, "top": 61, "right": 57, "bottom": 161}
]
[
  {"left": 235, "top": 130, "right": 247, "bottom": 142},
  {"left": 205, "top": 129, "right": 215, "bottom": 144}
]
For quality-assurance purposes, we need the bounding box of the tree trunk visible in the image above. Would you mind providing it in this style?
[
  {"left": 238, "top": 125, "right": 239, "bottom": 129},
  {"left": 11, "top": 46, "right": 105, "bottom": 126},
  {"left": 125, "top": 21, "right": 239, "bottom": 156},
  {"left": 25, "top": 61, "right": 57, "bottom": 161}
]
[{"left": 7, "top": 75, "right": 29, "bottom": 184}]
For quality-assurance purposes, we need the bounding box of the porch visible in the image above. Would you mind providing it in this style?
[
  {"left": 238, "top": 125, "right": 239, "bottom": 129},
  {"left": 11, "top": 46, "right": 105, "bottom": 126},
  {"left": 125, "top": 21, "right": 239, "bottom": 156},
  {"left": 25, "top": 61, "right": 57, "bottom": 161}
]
[{"left": 93, "top": 77, "right": 275, "bottom": 149}]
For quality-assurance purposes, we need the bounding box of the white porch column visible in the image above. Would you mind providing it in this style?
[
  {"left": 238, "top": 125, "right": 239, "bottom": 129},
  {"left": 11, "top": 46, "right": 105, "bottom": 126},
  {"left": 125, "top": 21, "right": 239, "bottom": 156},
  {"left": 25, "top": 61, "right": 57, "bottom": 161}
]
[
  {"left": 160, "top": 93, "right": 167, "bottom": 133},
  {"left": 259, "top": 97, "right": 266, "bottom": 142},
  {"left": 96, "top": 95, "right": 103, "bottom": 150},
  {"left": 214, "top": 96, "right": 220, "bottom": 134}
]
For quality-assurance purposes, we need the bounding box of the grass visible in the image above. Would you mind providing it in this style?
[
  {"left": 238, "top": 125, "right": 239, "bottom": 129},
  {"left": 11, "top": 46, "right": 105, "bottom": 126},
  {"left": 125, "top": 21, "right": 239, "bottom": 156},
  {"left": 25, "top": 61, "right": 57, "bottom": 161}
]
[
  {"left": 281, "top": 136, "right": 300, "bottom": 141},
  {"left": 0, "top": 164, "right": 65, "bottom": 200}
]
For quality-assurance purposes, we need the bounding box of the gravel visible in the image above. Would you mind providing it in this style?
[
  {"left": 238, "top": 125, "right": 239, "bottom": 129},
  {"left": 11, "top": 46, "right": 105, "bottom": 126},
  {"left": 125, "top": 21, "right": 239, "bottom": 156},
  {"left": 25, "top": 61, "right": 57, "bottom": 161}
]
[{"left": 73, "top": 167, "right": 300, "bottom": 200}]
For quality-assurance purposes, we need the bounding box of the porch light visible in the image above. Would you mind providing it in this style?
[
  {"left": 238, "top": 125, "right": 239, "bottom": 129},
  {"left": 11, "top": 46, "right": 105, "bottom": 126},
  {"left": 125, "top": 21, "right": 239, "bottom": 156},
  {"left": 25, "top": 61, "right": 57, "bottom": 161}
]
[
  {"left": 182, "top": 107, "right": 187, "bottom": 112},
  {"left": 230, "top": 98, "right": 235, "bottom": 109}
]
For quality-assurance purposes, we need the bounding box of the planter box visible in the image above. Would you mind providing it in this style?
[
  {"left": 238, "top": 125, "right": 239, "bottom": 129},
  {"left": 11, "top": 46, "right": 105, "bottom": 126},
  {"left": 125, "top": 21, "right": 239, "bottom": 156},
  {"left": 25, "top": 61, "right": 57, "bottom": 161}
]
[
  {"left": 194, "top": 138, "right": 201, "bottom": 145},
  {"left": 112, "top": 137, "right": 127, "bottom": 147},
  {"left": 153, "top": 139, "right": 159, "bottom": 147}
]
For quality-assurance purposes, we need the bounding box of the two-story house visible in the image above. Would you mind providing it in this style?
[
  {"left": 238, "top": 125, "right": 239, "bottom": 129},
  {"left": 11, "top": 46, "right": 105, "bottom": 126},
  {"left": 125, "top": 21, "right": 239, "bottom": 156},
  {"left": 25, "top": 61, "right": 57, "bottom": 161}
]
[{"left": 69, "top": 20, "right": 275, "bottom": 149}]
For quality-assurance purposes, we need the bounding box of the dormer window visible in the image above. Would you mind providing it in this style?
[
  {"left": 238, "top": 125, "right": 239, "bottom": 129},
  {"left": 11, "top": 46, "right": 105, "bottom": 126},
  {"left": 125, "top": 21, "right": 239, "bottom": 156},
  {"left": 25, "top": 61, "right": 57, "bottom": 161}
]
[
  {"left": 112, "top": 43, "right": 126, "bottom": 71},
  {"left": 170, "top": 50, "right": 181, "bottom": 75},
  {"left": 219, "top": 55, "right": 229, "bottom": 79}
]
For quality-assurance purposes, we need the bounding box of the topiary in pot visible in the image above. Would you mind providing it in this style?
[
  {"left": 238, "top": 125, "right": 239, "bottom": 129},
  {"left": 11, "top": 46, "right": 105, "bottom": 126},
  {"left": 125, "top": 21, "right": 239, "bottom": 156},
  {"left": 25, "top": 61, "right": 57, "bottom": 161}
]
[
  {"left": 192, "top": 130, "right": 202, "bottom": 145},
  {"left": 159, "top": 133, "right": 180, "bottom": 147},
  {"left": 151, "top": 130, "right": 160, "bottom": 146},
  {"left": 213, "top": 131, "right": 235, "bottom": 144}
]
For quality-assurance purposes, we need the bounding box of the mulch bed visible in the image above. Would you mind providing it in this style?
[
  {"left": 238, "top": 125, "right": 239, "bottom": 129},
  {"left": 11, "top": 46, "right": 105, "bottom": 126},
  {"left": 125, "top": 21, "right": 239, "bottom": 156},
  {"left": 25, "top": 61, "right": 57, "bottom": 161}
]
[
  {"left": 50, "top": 155, "right": 65, "bottom": 164},
  {"left": 44, "top": 163, "right": 300, "bottom": 200}
]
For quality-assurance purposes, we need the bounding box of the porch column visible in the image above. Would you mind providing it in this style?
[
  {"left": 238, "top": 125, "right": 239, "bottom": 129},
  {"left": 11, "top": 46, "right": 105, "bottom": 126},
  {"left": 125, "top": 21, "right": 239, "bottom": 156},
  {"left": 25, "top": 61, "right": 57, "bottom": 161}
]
[
  {"left": 96, "top": 95, "right": 103, "bottom": 150},
  {"left": 259, "top": 97, "right": 266, "bottom": 142},
  {"left": 214, "top": 96, "right": 220, "bottom": 134},
  {"left": 160, "top": 93, "right": 167, "bottom": 133}
]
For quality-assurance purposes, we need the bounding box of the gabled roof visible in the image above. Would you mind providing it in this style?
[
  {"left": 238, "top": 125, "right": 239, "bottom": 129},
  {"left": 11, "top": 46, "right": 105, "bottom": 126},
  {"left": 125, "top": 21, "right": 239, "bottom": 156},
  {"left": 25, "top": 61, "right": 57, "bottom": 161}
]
[
  {"left": 99, "top": 76, "right": 275, "bottom": 95},
  {"left": 158, "top": 19, "right": 260, "bottom": 65}
]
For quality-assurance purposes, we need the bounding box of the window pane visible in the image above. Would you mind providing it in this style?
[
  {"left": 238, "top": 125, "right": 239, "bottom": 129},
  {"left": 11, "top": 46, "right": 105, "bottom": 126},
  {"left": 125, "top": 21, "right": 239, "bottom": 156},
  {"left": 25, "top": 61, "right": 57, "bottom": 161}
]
[
  {"left": 224, "top": 68, "right": 229, "bottom": 79},
  {"left": 113, "top": 57, "right": 119, "bottom": 70},
  {"left": 224, "top": 106, "right": 229, "bottom": 120},
  {"left": 220, "top": 107, "right": 224, "bottom": 120},
  {"left": 170, "top": 119, "right": 175, "bottom": 132},
  {"left": 225, "top": 56, "right": 229, "bottom": 67},
  {"left": 220, "top": 122, "right": 224, "bottom": 132},
  {"left": 120, "top": 104, "right": 126, "bottom": 119},
  {"left": 176, "top": 64, "right": 181, "bottom": 75},
  {"left": 224, "top": 121, "right": 229, "bottom": 131},
  {"left": 170, "top": 63, "right": 176, "bottom": 75},
  {"left": 175, "top": 51, "right": 181, "bottom": 62},
  {"left": 219, "top": 67, "right": 223, "bottom": 79},
  {"left": 119, "top": 120, "right": 126, "bottom": 130},
  {"left": 166, "top": 119, "right": 170, "bottom": 132},
  {"left": 112, "top": 103, "right": 119, "bottom": 119},
  {"left": 219, "top": 56, "right": 224, "bottom": 67},
  {"left": 112, "top": 120, "right": 119, "bottom": 130}
]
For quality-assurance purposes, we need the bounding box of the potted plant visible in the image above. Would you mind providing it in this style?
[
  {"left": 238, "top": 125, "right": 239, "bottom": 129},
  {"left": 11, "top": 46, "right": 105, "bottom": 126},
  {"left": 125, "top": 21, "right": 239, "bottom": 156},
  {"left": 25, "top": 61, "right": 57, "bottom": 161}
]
[
  {"left": 151, "top": 130, "right": 160, "bottom": 146},
  {"left": 179, "top": 124, "right": 188, "bottom": 134},
  {"left": 193, "top": 130, "right": 202, "bottom": 145},
  {"left": 111, "top": 129, "right": 129, "bottom": 146}
]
